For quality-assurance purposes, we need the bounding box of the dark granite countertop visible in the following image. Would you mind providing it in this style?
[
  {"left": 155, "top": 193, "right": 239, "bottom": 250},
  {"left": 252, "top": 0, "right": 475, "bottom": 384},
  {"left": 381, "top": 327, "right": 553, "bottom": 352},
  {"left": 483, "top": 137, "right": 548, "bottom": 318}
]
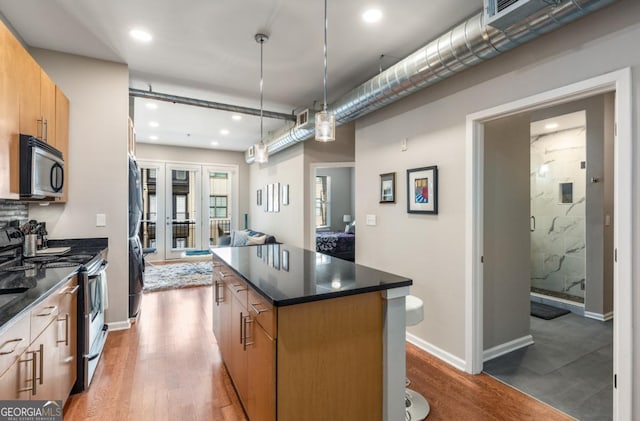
[
  {"left": 212, "top": 244, "right": 412, "bottom": 306},
  {"left": 0, "top": 265, "right": 79, "bottom": 334},
  {"left": 0, "top": 237, "right": 108, "bottom": 334}
]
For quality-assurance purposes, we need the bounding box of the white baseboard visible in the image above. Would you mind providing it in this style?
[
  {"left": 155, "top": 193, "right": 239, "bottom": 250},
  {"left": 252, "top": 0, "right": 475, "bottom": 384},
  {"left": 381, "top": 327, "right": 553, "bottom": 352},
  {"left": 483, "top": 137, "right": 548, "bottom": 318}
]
[
  {"left": 107, "top": 320, "right": 131, "bottom": 331},
  {"left": 406, "top": 333, "right": 466, "bottom": 372},
  {"left": 483, "top": 334, "right": 534, "bottom": 362},
  {"left": 584, "top": 310, "right": 614, "bottom": 321}
]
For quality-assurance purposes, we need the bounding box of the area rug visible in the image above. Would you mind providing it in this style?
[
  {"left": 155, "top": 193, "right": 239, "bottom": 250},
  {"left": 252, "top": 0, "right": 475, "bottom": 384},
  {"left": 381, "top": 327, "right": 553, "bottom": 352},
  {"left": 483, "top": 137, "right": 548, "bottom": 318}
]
[
  {"left": 143, "top": 261, "right": 213, "bottom": 292},
  {"left": 530, "top": 301, "right": 570, "bottom": 320}
]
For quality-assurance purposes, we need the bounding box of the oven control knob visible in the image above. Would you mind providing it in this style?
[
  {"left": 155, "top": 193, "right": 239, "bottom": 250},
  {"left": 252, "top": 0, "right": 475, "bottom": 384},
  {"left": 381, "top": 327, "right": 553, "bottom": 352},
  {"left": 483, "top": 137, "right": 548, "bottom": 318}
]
[{"left": 9, "top": 230, "right": 23, "bottom": 239}]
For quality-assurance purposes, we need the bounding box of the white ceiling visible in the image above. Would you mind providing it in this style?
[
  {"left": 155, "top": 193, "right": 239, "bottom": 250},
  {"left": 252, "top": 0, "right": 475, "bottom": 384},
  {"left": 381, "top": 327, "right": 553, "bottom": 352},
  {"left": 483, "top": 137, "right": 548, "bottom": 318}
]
[
  {"left": 530, "top": 111, "right": 587, "bottom": 137},
  {"left": 0, "top": 0, "right": 483, "bottom": 151}
]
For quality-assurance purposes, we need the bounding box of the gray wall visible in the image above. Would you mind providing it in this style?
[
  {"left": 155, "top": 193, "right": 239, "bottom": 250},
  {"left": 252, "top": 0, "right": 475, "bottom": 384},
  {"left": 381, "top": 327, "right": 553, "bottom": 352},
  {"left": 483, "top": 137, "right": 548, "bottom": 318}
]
[
  {"left": 530, "top": 94, "right": 613, "bottom": 316},
  {"left": 27, "top": 49, "right": 130, "bottom": 325},
  {"left": 316, "top": 167, "right": 354, "bottom": 232},
  {"left": 483, "top": 114, "right": 532, "bottom": 350}
]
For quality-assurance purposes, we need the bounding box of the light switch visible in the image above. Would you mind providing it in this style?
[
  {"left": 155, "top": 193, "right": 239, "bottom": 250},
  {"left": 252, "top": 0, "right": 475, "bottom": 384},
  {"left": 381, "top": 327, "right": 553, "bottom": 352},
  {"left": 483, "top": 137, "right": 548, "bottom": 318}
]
[
  {"left": 96, "top": 213, "right": 106, "bottom": 227},
  {"left": 366, "top": 214, "right": 377, "bottom": 226},
  {"left": 401, "top": 138, "right": 408, "bottom": 151}
]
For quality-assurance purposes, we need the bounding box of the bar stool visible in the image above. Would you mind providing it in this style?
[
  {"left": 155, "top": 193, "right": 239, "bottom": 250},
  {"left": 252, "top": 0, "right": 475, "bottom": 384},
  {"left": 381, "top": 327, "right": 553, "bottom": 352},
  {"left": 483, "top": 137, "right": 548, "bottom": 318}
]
[{"left": 405, "top": 295, "right": 430, "bottom": 420}]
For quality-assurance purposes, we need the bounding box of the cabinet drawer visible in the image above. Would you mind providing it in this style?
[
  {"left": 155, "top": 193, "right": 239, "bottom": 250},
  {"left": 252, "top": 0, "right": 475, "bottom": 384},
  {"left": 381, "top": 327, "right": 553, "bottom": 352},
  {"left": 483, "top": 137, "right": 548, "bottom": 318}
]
[
  {"left": 248, "top": 290, "right": 276, "bottom": 339},
  {"left": 0, "top": 315, "right": 30, "bottom": 377},
  {"left": 30, "top": 292, "right": 59, "bottom": 342},
  {"left": 225, "top": 274, "right": 248, "bottom": 307}
]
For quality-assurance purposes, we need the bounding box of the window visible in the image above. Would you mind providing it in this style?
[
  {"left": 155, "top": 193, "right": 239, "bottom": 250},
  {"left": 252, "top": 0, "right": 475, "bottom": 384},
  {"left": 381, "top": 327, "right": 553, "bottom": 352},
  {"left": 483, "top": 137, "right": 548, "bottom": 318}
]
[
  {"left": 210, "top": 195, "right": 228, "bottom": 218},
  {"left": 174, "top": 195, "right": 187, "bottom": 220},
  {"left": 315, "top": 176, "right": 330, "bottom": 228}
]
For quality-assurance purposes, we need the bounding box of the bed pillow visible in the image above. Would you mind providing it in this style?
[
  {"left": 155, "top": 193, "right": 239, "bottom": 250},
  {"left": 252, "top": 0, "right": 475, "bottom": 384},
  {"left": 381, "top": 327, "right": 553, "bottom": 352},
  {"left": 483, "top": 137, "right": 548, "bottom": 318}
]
[{"left": 246, "top": 234, "right": 267, "bottom": 245}]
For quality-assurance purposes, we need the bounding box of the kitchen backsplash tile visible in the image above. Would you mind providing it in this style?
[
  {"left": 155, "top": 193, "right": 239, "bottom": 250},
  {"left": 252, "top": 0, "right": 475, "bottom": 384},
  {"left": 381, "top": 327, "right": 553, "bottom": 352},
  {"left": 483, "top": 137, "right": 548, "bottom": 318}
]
[{"left": 0, "top": 200, "right": 28, "bottom": 227}]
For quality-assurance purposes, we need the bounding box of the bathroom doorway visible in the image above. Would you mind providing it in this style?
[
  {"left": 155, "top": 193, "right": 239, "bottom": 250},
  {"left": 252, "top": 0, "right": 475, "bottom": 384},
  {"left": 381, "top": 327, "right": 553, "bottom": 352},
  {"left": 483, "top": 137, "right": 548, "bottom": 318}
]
[{"left": 466, "top": 69, "right": 632, "bottom": 419}]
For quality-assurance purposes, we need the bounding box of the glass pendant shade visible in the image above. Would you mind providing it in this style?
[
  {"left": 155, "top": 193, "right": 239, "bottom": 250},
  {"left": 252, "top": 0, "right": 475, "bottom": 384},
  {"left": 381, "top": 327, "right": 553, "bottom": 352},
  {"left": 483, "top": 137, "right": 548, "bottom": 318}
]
[
  {"left": 255, "top": 142, "right": 268, "bottom": 163},
  {"left": 315, "top": 110, "right": 336, "bottom": 142}
]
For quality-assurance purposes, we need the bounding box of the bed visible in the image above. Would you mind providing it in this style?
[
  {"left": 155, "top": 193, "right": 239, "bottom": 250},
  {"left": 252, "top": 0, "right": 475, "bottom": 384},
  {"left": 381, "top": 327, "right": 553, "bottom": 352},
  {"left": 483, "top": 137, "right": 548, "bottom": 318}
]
[{"left": 315, "top": 231, "right": 355, "bottom": 261}]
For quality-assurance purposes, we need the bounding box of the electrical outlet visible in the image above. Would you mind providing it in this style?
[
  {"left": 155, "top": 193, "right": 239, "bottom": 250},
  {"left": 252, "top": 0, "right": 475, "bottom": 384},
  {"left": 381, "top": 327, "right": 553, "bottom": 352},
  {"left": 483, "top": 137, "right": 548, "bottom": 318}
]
[
  {"left": 401, "top": 138, "right": 408, "bottom": 151},
  {"left": 96, "top": 213, "right": 106, "bottom": 227}
]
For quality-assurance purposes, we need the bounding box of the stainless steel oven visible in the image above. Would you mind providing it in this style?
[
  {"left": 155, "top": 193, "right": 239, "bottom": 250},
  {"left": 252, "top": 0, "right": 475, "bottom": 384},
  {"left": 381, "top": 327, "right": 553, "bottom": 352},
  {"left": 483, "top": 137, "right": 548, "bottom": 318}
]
[{"left": 75, "top": 253, "right": 109, "bottom": 391}]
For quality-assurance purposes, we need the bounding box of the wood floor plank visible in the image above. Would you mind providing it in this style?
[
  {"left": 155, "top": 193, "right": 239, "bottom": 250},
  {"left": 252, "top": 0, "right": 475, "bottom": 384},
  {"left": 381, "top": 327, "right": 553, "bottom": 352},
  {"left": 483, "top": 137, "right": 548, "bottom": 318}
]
[{"left": 64, "top": 286, "right": 573, "bottom": 420}]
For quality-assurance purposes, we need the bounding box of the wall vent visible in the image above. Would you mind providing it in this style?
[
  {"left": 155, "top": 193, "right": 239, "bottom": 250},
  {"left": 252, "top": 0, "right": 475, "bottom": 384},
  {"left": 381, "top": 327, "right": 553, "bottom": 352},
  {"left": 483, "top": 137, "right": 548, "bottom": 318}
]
[
  {"left": 484, "top": 0, "right": 557, "bottom": 30},
  {"left": 296, "top": 109, "right": 311, "bottom": 128}
]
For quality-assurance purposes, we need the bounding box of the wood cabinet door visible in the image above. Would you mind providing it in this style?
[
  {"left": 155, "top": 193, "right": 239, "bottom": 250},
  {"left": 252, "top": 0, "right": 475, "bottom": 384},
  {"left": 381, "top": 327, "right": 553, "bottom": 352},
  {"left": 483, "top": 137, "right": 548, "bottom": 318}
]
[
  {"left": 247, "top": 323, "right": 275, "bottom": 421},
  {"left": 29, "top": 320, "right": 61, "bottom": 402},
  {"left": 0, "top": 21, "right": 20, "bottom": 199},
  {"left": 0, "top": 356, "right": 31, "bottom": 400},
  {"left": 16, "top": 47, "right": 41, "bottom": 138},
  {"left": 56, "top": 276, "right": 78, "bottom": 399},
  {"left": 54, "top": 86, "right": 69, "bottom": 202},
  {"left": 40, "top": 71, "right": 56, "bottom": 144},
  {"left": 229, "top": 293, "right": 248, "bottom": 405}
]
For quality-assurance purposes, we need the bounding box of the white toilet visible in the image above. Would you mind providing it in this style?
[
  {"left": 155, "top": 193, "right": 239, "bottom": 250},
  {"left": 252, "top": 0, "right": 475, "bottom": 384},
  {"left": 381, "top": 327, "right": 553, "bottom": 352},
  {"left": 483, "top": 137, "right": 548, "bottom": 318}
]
[{"left": 405, "top": 295, "right": 430, "bottom": 420}]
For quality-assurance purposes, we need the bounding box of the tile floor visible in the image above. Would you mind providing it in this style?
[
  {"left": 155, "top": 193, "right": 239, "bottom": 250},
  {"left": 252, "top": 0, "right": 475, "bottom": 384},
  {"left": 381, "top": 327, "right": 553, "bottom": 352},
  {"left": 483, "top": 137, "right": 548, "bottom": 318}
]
[{"left": 483, "top": 312, "right": 613, "bottom": 421}]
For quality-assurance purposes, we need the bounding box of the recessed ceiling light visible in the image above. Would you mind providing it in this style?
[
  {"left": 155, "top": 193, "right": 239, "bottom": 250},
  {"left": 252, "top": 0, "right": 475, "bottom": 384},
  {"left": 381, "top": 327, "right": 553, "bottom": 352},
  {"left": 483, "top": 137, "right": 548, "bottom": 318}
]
[
  {"left": 220, "top": 129, "right": 230, "bottom": 135},
  {"left": 130, "top": 29, "right": 152, "bottom": 42},
  {"left": 362, "top": 9, "right": 382, "bottom": 23},
  {"left": 149, "top": 135, "right": 158, "bottom": 141},
  {"left": 145, "top": 102, "right": 158, "bottom": 110},
  {"left": 231, "top": 114, "right": 242, "bottom": 121},
  {"left": 211, "top": 141, "right": 219, "bottom": 146},
  {"left": 149, "top": 121, "right": 159, "bottom": 128},
  {"left": 545, "top": 123, "right": 559, "bottom": 130}
]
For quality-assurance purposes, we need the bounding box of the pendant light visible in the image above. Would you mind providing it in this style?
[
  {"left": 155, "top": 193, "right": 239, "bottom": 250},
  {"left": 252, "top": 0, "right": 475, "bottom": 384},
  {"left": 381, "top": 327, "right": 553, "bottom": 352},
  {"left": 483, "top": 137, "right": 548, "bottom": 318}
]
[
  {"left": 255, "top": 33, "right": 269, "bottom": 163},
  {"left": 315, "top": 0, "right": 336, "bottom": 142}
]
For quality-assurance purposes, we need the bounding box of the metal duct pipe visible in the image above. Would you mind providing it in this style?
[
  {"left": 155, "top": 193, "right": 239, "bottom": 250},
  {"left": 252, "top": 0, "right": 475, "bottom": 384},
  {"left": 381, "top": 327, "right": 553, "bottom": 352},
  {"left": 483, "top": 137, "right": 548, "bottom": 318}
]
[
  {"left": 129, "top": 88, "right": 295, "bottom": 121},
  {"left": 249, "top": 0, "right": 617, "bottom": 163}
]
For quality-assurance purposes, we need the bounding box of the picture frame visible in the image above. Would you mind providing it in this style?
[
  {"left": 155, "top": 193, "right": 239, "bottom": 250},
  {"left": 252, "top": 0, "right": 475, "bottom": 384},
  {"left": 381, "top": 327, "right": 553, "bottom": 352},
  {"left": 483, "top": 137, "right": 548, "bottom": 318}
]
[
  {"left": 281, "top": 249, "right": 289, "bottom": 272},
  {"left": 267, "top": 184, "right": 274, "bottom": 212},
  {"left": 379, "top": 172, "right": 396, "bottom": 203},
  {"left": 274, "top": 182, "right": 280, "bottom": 212},
  {"left": 407, "top": 166, "right": 438, "bottom": 214},
  {"left": 282, "top": 184, "right": 290, "bottom": 206},
  {"left": 257, "top": 189, "right": 262, "bottom": 206},
  {"left": 263, "top": 185, "right": 269, "bottom": 212}
]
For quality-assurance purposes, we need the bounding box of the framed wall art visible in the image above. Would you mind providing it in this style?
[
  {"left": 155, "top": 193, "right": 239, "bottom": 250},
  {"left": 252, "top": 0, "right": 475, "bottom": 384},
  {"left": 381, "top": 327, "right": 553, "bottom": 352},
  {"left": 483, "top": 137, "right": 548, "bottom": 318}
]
[
  {"left": 282, "top": 184, "right": 290, "bottom": 205},
  {"left": 379, "top": 172, "right": 396, "bottom": 203},
  {"left": 407, "top": 166, "right": 438, "bottom": 214},
  {"left": 257, "top": 189, "right": 262, "bottom": 206},
  {"left": 274, "top": 182, "right": 280, "bottom": 212}
]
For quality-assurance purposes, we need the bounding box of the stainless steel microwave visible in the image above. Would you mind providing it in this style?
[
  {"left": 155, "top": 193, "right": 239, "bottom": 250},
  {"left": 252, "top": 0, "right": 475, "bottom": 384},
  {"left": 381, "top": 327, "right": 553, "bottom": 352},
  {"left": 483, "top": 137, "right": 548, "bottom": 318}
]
[{"left": 19, "top": 134, "right": 65, "bottom": 199}]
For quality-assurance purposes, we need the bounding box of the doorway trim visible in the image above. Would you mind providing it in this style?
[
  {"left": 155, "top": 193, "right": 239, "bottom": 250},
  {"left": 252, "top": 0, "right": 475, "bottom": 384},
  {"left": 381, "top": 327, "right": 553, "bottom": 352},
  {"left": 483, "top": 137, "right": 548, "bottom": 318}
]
[
  {"left": 308, "top": 162, "right": 355, "bottom": 251},
  {"left": 465, "top": 68, "right": 632, "bottom": 420}
]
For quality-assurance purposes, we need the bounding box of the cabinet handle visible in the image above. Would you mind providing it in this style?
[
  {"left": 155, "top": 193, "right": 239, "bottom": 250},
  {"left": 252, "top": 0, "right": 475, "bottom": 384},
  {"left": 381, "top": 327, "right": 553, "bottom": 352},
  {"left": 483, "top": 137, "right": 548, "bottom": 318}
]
[
  {"left": 43, "top": 119, "right": 49, "bottom": 142},
  {"left": 249, "top": 302, "right": 269, "bottom": 315},
  {"left": 243, "top": 316, "right": 254, "bottom": 350},
  {"left": 217, "top": 271, "right": 227, "bottom": 279},
  {"left": 231, "top": 283, "right": 247, "bottom": 292},
  {"left": 214, "top": 280, "right": 220, "bottom": 305},
  {"left": 239, "top": 312, "right": 243, "bottom": 344},
  {"left": 0, "top": 338, "right": 24, "bottom": 355},
  {"left": 38, "top": 343, "right": 44, "bottom": 386},
  {"left": 63, "top": 285, "right": 80, "bottom": 295},
  {"left": 57, "top": 314, "right": 69, "bottom": 346},
  {"left": 37, "top": 117, "right": 44, "bottom": 140},
  {"left": 18, "top": 351, "right": 37, "bottom": 395},
  {"left": 36, "top": 305, "right": 58, "bottom": 317}
]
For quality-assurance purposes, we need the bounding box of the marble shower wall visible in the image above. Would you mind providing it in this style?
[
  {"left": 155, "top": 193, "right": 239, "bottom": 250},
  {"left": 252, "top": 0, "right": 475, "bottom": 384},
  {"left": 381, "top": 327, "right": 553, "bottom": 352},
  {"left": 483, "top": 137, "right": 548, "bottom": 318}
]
[{"left": 530, "top": 127, "right": 586, "bottom": 300}]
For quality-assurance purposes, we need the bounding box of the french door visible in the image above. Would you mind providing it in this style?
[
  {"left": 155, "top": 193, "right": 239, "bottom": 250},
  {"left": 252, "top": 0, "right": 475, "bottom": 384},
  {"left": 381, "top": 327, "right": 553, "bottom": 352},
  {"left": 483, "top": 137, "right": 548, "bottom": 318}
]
[{"left": 137, "top": 160, "right": 236, "bottom": 261}]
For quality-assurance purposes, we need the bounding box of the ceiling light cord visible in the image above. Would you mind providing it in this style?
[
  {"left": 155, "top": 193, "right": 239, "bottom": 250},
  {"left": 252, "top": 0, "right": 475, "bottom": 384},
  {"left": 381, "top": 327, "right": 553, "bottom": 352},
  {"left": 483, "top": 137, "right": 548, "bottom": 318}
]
[
  {"left": 254, "top": 33, "right": 269, "bottom": 163},
  {"left": 322, "top": 0, "right": 328, "bottom": 112}
]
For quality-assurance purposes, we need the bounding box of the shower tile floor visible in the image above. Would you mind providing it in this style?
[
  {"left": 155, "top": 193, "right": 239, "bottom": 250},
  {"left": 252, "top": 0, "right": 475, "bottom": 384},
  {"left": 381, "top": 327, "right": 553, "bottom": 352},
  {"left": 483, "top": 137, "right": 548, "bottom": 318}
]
[{"left": 483, "top": 312, "right": 613, "bottom": 421}]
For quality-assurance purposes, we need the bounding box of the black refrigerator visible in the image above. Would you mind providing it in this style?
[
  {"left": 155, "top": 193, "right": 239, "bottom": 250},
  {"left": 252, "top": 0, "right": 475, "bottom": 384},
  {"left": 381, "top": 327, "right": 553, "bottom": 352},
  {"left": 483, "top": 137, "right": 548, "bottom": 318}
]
[{"left": 128, "top": 154, "right": 144, "bottom": 318}]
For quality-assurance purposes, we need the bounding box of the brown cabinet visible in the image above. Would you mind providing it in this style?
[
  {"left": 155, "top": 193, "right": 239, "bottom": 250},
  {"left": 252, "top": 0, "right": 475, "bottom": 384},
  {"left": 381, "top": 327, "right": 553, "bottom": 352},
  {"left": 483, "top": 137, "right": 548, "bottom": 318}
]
[
  {"left": 212, "top": 257, "right": 383, "bottom": 421},
  {"left": 56, "top": 276, "right": 78, "bottom": 398},
  {"left": 0, "top": 19, "right": 70, "bottom": 200},
  {"left": 0, "top": 19, "right": 20, "bottom": 199},
  {"left": 0, "top": 276, "right": 78, "bottom": 404},
  {"left": 211, "top": 258, "right": 275, "bottom": 421}
]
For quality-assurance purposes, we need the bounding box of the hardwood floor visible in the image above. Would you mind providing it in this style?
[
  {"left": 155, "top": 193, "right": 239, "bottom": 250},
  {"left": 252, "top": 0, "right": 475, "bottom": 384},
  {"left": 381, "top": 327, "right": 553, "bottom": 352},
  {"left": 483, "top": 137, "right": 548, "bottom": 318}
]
[{"left": 64, "top": 287, "right": 572, "bottom": 420}]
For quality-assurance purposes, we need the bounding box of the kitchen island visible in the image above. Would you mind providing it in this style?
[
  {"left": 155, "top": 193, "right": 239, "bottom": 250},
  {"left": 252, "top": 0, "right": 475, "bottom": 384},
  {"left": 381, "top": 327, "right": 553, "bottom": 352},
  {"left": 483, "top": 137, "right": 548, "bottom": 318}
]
[{"left": 211, "top": 244, "right": 411, "bottom": 421}]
